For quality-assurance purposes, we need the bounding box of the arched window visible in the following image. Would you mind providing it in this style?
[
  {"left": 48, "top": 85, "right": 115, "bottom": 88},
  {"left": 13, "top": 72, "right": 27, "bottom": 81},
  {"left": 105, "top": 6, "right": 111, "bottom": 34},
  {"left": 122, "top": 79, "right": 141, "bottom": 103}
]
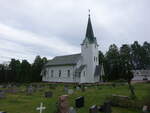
[
  {"left": 59, "top": 70, "right": 61, "bottom": 77},
  {"left": 51, "top": 70, "right": 54, "bottom": 77},
  {"left": 68, "top": 70, "right": 70, "bottom": 77}
]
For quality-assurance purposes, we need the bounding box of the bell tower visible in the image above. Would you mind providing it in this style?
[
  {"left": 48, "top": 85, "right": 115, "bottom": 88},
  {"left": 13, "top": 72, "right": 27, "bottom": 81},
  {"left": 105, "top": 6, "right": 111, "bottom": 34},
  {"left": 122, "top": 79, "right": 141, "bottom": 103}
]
[{"left": 81, "top": 13, "right": 99, "bottom": 83}]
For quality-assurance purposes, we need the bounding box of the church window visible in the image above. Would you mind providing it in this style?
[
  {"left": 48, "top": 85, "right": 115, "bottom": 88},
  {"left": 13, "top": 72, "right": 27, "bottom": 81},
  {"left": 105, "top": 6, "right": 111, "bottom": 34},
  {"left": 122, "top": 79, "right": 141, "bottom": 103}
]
[
  {"left": 68, "top": 70, "right": 70, "bottom": 77},
  {"left": 95, "top": 45, "right": 96, "bottom": 48},
  {"left": 51, "top": 70, "right": 54, "bottom": 77},
  {"left": 94, "top": 56, "right": 95, "bottom": 62},
  {"left": 84, "top": 71, "right": 85, "bottom": 76},
  {"left": 59, "top": 70, "right": 61, "bottom": 77}
]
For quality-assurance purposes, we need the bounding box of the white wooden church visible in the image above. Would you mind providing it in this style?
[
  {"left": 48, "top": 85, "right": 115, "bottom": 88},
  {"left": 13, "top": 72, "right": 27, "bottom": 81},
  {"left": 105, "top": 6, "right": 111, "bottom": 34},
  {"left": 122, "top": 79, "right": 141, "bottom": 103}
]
[{"left": 41, "top": 14, "right": 105, "bottom": 83}]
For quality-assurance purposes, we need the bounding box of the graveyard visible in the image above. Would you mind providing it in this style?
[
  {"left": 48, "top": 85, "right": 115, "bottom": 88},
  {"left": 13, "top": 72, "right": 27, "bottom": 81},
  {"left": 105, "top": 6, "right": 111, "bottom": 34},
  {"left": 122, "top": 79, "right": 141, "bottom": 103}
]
[{"left": 0, "top": 82, "right": 149, "bottom": 113}]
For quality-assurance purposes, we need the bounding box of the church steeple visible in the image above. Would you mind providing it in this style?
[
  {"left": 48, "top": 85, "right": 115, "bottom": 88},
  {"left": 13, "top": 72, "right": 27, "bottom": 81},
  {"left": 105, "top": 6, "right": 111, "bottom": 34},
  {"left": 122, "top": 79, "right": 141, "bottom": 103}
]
[
  {"left": 86, "top": 14, "right": 94, "bottom": 39},
  {"left": 84, "top": 12, "right": 96, "bottom": 44}
]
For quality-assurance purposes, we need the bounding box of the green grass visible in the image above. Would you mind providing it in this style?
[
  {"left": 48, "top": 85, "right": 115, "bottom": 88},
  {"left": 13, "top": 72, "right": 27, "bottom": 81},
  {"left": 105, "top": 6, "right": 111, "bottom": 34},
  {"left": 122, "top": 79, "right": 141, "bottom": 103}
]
[{"left": 0, "top": 83, "right": 149, "bottom": 113}]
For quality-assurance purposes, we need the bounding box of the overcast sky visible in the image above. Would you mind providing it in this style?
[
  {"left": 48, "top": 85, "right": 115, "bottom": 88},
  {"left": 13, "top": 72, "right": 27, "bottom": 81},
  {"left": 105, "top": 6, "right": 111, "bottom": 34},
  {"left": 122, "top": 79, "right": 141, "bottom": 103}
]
[{"left": 0, "top": 0, "right": 150, "bottom": 63}]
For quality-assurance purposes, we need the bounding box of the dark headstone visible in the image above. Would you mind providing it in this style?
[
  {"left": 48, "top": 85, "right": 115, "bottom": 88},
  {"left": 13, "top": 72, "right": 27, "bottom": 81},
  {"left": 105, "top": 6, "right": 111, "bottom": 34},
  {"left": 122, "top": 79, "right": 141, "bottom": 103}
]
[
  {"left": 2, "top": 84, "right": 7, "bottom": 88},
  {"left": 75, "top": 96, "right": 84, "bottom": 108},
  {"left": 0, "top": 111, "right": 7, "bottom": 113},
  {"left": 98, "top": 105, "right": 103, "bottom": 112},
  {"left": 78, "top": 84, "right": 81, "bottom": 88},
  {"left": 102, "top": 102, "right": 112, "bottom": 113},
  {"left": 89, "top": 105, "right": 99, "bottom": 113},
  {"left": 45, "top": 91, "right": 53, "bottom": 98}
]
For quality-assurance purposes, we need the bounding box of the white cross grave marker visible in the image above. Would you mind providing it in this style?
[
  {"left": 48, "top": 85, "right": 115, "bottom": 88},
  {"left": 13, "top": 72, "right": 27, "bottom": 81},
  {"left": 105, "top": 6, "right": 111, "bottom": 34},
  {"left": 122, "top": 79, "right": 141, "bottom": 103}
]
[{"left": 36, "top": 102, "right": 46, "bottom": 113}]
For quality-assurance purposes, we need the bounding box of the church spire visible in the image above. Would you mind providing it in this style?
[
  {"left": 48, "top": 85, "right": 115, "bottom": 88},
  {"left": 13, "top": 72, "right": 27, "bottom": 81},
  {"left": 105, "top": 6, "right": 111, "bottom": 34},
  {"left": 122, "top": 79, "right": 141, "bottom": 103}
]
[{"left": 85, "top": 10, "right": 95, "bottom": 42}]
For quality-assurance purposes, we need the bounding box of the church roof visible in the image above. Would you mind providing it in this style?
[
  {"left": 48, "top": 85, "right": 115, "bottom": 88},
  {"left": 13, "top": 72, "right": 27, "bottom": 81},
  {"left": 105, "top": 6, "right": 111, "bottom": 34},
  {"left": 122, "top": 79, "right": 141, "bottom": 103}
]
[{"left": 45, "top": 54, "right": 81, "bottom": 66}]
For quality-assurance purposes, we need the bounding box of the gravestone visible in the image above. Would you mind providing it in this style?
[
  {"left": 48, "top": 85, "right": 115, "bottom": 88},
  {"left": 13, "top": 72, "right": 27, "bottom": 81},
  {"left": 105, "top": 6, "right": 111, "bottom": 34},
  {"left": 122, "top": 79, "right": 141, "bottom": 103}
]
[
  {"left": 69, "top": 107, "right": 76, "bottom": 113},
  {"left": 57, "top": 95, "right": 69, "bottom": 113},
  {"left": 15, "top": 83, "right": 21, "bottom": 87},
  {"left": 75, "top": 96, "right": 84, "bottom": 108},
  {"left": 27, "top": 86, "right": 34, "bottom": 95},
  {"left": 0, "top": 90, "right": 5, "bottom": 99},
  {"left": 112, "top": 94, "right": 129, "bottom": 100},
  {"left": 64, "top": 86, "right": 68, "bottom": 93},
  {"left": 36, "top": 102, "right": 46, "bottom": 113},
  {"left": 0, "top": 85, "right": 3, "bottom": 88},
  {"left": 44, "top": 91, "right": 53, "bottom": 98},
  {"left": 143, "top": 105, "right": 149, "bottom": 113},
  {"left": 2, "top": 84, "right": 7, "bottom": 88},
  {"left": 76, "top": 86, "right": 80, "bottom": 91},
  {"left": 68, "top": 89, "right": 74, "bottom": 95},
  {"left": 12, "top": 86, "right": 18, "bottom": 93},
  {"left": 7, "top": 84, "right": 12, "bottom": 88},
  {"left": 99, "top": 102, "right": 112, "bottom": 113},
  {"left": 89, "top": 105, "right": 99, "bottom": 113}
]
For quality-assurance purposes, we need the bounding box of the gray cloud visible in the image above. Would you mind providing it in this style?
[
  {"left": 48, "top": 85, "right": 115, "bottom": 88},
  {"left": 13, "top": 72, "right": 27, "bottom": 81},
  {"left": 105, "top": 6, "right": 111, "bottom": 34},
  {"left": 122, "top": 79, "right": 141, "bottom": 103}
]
[{"left": 0, "top": 0, "right": 150, "bottom": 63}]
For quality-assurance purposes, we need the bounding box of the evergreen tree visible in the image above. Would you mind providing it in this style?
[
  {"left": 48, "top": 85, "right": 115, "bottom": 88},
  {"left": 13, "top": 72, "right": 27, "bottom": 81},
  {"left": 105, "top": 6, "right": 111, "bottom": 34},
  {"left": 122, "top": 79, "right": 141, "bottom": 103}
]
[
  {"left": 31, "top": 56, "right": 47, "bottom": 82},
  {"left": 20, "top": 60, "right": 31, "bottom": 82},
  {"left": 105, "top": 44, "right": 120, "bottom": 80},
  {"left": 9, "top": 59, "right": 21, "bottom": 82}
]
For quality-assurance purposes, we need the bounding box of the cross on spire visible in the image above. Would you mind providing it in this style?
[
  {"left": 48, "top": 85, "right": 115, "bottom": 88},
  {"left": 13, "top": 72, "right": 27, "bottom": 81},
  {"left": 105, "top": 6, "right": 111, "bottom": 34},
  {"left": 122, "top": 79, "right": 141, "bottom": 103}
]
[
  {"left": 88, "top": 9, "right": 90, "bottom": 16},
  {"left": 36, "top": 103, "right": 46, "bottom": 113}
]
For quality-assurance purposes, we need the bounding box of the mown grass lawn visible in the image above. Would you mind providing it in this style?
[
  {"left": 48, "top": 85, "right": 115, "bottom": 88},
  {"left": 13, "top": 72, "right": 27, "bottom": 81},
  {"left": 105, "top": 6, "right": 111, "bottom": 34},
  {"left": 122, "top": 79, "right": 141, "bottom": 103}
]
[{"left": 0, "top": 82, "right": 149, "bottom": 113}]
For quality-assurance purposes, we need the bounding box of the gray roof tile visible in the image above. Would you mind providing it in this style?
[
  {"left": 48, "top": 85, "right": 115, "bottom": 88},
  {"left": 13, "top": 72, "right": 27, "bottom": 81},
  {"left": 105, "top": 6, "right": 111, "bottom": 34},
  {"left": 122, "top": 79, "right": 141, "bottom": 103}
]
[{"left": 45, "top": 53, "right": 81, "bottom": 66}]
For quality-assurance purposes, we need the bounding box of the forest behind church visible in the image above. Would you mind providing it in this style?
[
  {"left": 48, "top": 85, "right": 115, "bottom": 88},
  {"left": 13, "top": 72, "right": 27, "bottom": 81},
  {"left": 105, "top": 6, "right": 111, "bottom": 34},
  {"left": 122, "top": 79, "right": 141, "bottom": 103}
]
[{"left": 0, "top": 41, "right": 150, "bottom": 83}]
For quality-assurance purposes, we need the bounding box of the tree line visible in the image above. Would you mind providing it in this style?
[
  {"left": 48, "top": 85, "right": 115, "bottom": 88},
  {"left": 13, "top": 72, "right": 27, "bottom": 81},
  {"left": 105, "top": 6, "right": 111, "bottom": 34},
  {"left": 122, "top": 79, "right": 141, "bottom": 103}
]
[
  {"left": 0, "top": 41, "right": 150, "bottom": 83},
  {"left": 99, "top": 41, "right": 150, "bottom": 81},
  {"left": 0, "top": 56, "right": 47, "bottom": 83}
]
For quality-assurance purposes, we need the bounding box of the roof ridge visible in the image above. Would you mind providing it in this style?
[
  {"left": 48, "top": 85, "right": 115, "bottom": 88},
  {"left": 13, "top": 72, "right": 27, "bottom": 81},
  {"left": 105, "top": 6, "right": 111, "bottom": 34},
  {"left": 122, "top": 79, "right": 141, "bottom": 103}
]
[{"left": 55, "top": 53, "right": 81, "bottom": 58}]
